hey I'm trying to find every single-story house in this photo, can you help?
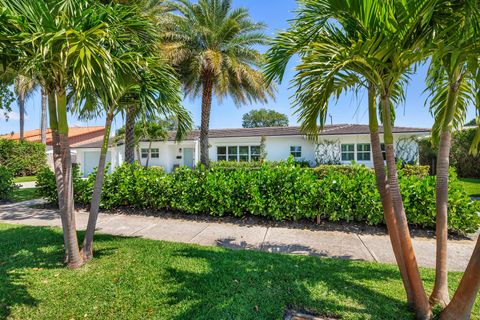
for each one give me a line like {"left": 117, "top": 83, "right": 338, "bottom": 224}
{"left": 74, "top": 124, "right": 430, "bottom": 177}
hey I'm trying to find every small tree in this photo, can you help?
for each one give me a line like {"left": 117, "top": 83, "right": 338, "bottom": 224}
{"left": 242, "top": 108, "right": 289, "bottom": 128}
{"left": 315, "top": 139, "right": 341, "bottom": 165}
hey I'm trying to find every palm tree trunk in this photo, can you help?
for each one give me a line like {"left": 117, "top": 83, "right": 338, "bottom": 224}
{"left": 381, "top": 93, "right": 431, "bottom": 319}
{"left": 56, "top": 89, "right": 84, "bottom": 269}
{"left": 367, "top": 85, "right": 414, "bottom": 307}
{"left": 125, "top": 106, "right": 136, "bottom": 164}
{"left": 19, "top": 94, "right": 25, "bottom": 141}
{"left": 430, "top": 79, "right": 460, "bottom": 307}
{"left": 146, "top": 141, "right": 152, "bottom": 167}
{"left": 200, "top": 72, "right": 214, "bottom": 168}
{"left": 439, "top": 237, "right": 480, "bottom": 320}
{"left": 81, "top": 110, "right": 114, "bottom": 261}
{"left": 47, "top": 90, "right": 69, "bottom": 262}
{"left": 40, "top": 87, "right": 47, "bottom": 145}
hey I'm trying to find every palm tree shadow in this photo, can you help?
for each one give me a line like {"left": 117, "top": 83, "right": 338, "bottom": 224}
{"left": 162, "top": 245, "right": 414, "bottom": 320}
{"left": 0, "top": 225, "right": 118, "bottom": 319}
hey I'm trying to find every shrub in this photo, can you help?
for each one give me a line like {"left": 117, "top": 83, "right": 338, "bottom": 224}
{"left": 35, "top": 165, "right": 84, "bottom": 205}
{"left": 0, "top": 139, "right": 47, "bottom": 176}
{"left": 0, "top": 165, "right": 16, "bottom": 201}
{"left": 419, "top": 128, "right": 480, "bottom": 178}
{"left": 398, "top": 164, "right": 430, "bottom": 178}
{"left": 37, "top": 162, "right": 480, "bottom": 234}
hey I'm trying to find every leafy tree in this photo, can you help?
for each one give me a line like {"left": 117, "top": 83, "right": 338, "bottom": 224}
{"left": 161, "top": 0, "right": 274, "bottom": 167}
{"left": 242, "top": 108, "right": 289, "bottom": 128}
{"left": 466, "top": 119, "right": 476, "bottom": 126}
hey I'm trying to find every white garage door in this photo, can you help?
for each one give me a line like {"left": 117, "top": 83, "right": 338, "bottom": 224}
{"left": 83, "top": 151, "right": 111, "bottom": 177}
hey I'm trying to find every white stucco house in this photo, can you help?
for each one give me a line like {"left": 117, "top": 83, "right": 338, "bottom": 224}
{"left": 73, "top": 124, "right": 430, "bottom": 177}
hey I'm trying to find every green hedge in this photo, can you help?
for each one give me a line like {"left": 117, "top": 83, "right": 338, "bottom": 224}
{"left": 37, "top": 161, "right": 480, "bottom": 233}
{"left": 0, "top": 165, "right": 16, "bottom": 201}
{"left": 0, "top": 139, "right": 47, "bottom": 176}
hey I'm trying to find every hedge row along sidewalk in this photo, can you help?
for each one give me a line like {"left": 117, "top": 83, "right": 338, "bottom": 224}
{"left": 36, "top": 160, "right": 480, "bottom": 234}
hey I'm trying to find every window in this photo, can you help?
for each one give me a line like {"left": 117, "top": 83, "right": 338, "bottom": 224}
{"left": 150, "top": 148, "right": 159, "bottom": 159}
{"left": 239, "top": 146, "right": 249, "bottom": 162}
{"left": 141, "top": 148, "right": 159, "bottom": 159}
{"left": 290, "top": 146, "right": 302, "bottom": 158}
{"left": 381, "top": 143, "right": 386, "bottom": 161}
{"left": 217, "top": 145, "right": 261, "bottom": 162}
{"left": 341, "top": 144, "right": 355, "bottom": 161}
{"left": 217, "top": 146, "right": 227, "bottom": 161}
{"left": 228, "top": 146, "right": 238, "bottom": 161}
{"left": 357, "top": 144, "right": 371, "bottom": 161}
{"left": 250, "top": 146, "right": 260, "bottom": 161}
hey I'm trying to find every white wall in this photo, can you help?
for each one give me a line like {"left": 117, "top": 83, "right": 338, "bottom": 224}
{"left": 75, "top": 133, "right": 423, "bottom": 174}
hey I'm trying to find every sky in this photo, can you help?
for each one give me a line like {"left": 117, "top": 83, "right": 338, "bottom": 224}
{"left": 0, "top": 0, "right": 477, "bottom": 135}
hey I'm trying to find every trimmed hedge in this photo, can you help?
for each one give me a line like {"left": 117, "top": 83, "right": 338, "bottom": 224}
{"left": 0, "top": 165, "right": 16, "bottom": 201}
{"left": 0, "top": 139, "right": 47, "bottom": 176}
{"left": 37, "top": 161, "right": 480, "bottom": 233}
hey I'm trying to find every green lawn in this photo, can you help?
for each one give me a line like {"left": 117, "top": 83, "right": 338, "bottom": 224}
{"left": 13, "top": 176, "right": 37, "bottom": 183}
{"left": 11, "top": 188, "right": 39, "bottom": 203}
{"left": 0, "top": 224, "right": 478, "bottom": 320}
{"left": 460, "top": 178, "right": 480, "bottom": 197}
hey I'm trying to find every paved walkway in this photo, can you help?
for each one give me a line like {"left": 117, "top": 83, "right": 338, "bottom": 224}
{"left": 0, "top": 199, "right": 477, "bottom": 271}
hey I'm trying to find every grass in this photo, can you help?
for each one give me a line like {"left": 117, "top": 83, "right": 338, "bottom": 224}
{"left": 0, "top": 224, "right": 478, "bottom": 320}
{"left": 13, "top": 176, "right": 37, "bottom": 183}
{"left": 11, "top": 187, "right": 39, "bottom": 203}
{"left": 459, "top": 178, "right": 480, "bottom": 197}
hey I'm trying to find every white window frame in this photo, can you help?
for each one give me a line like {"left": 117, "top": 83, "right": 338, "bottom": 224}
{"left": 141, "top": 148, "right": 149, "bottom": 159}
{"left": 356, "top": 143, "right": 371, "bottom": 161}
{"left": 290, "top": 146, "right": 302, "bottom": 158}
{"left": 341, "top": 144, "right": 355, "bottom": 161}
{"left": 216, "top": 145, "right": 261, "bottom": 162}
{"left": 150, "top": 148, "right": 160, "bottom": 159}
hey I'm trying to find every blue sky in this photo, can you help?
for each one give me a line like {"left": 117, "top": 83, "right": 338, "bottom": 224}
{"left": 0, "top": 0, "right": 476, "bottom": 135}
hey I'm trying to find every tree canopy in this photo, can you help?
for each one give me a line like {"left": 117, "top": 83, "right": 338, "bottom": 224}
{"left": 242, "top": 108, "right": 289, "bottom": 128}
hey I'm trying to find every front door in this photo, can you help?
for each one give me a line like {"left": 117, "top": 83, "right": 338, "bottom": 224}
{"left": 183, "top": 148, "right": 194, "bottom": 168}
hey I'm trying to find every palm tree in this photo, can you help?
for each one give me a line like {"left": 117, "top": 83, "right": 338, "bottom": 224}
{"left": 13, "top": 75, "right": 36, "bottom": 141}
{"left": 265, "top": 0, "right": 437, "bottom": 318}
{"left": 40, "top": 86, "right": 47, "bottom": 145}
{"left": 1, "top": 0, "right": 137, "bottom": 268}
{"left": 426, "top": 1, "right": 480, "bottom": 307}
{"left": 161, "top": 0, "right": 274, "bottom": 167}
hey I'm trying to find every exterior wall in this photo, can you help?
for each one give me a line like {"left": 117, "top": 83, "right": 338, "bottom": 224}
{"left": 75, "top": 132, "right": 423, "bottom": 175}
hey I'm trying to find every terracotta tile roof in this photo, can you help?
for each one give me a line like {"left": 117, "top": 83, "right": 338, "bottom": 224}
{"left": 164, "top": 124, "right": 430, "bottom": 141}
{"left": 0, "top": 126, "right": 105, "bottom": 146}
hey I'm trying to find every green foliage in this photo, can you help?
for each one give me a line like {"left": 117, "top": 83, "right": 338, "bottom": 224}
{"left": 0, "top": 139, "right": 46, "bottom": 176}
{"left": 242, "top": 108, "right": 289, "bottom": 128}
{"left": 398, "top": 165, "right": 430, "bottom": 179}
{"left": 35, "top": 165, "right": 84, "bottom": 205}
{"left": 37, "top": 162, "right": 480, "bottom": 233}
{"left": 419, "top": 129, "right": 480, "bottom": 178}
{"left": 0, "top": 165, "right": 16, "bottom": 201}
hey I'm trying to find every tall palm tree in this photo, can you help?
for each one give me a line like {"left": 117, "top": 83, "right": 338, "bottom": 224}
{"left": 1, "top": 0, "right": 136, "bottom": 268}
{"left": 426, "top": 0, "right": 480, "bottom": 307}
{"left": 265, "top": 0, "right": 437, "bottom": 318}
{"left": 13, "top": 74, "right": 36, "bottom": 141}
{"left": 40, "top": 86, "right": 47, "bottom": 145}
{"left": 161, "top": 0, "right": 274, "bottom": 167}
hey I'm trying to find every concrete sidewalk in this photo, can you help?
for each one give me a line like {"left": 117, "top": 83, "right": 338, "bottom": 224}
{"left": 0, "top": 199, "right": 477, "bottom": 271}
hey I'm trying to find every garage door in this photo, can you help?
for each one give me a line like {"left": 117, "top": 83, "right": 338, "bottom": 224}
{"left": 83, "top": 151, "right": 111, "bottom": 177}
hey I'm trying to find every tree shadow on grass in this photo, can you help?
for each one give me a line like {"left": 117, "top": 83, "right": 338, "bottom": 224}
{"left": 0, "top": 225, "right": 117, "bottom": 320}
{"left": 162, "top": 245, "right": 414, "bottom": 320}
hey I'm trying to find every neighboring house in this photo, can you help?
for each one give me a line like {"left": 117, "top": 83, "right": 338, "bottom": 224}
{"left": 1, "top": 126, "right": 106, "bottom": 168}
{"left": 74, "top": 124, "right": 430, "bottom": 177}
